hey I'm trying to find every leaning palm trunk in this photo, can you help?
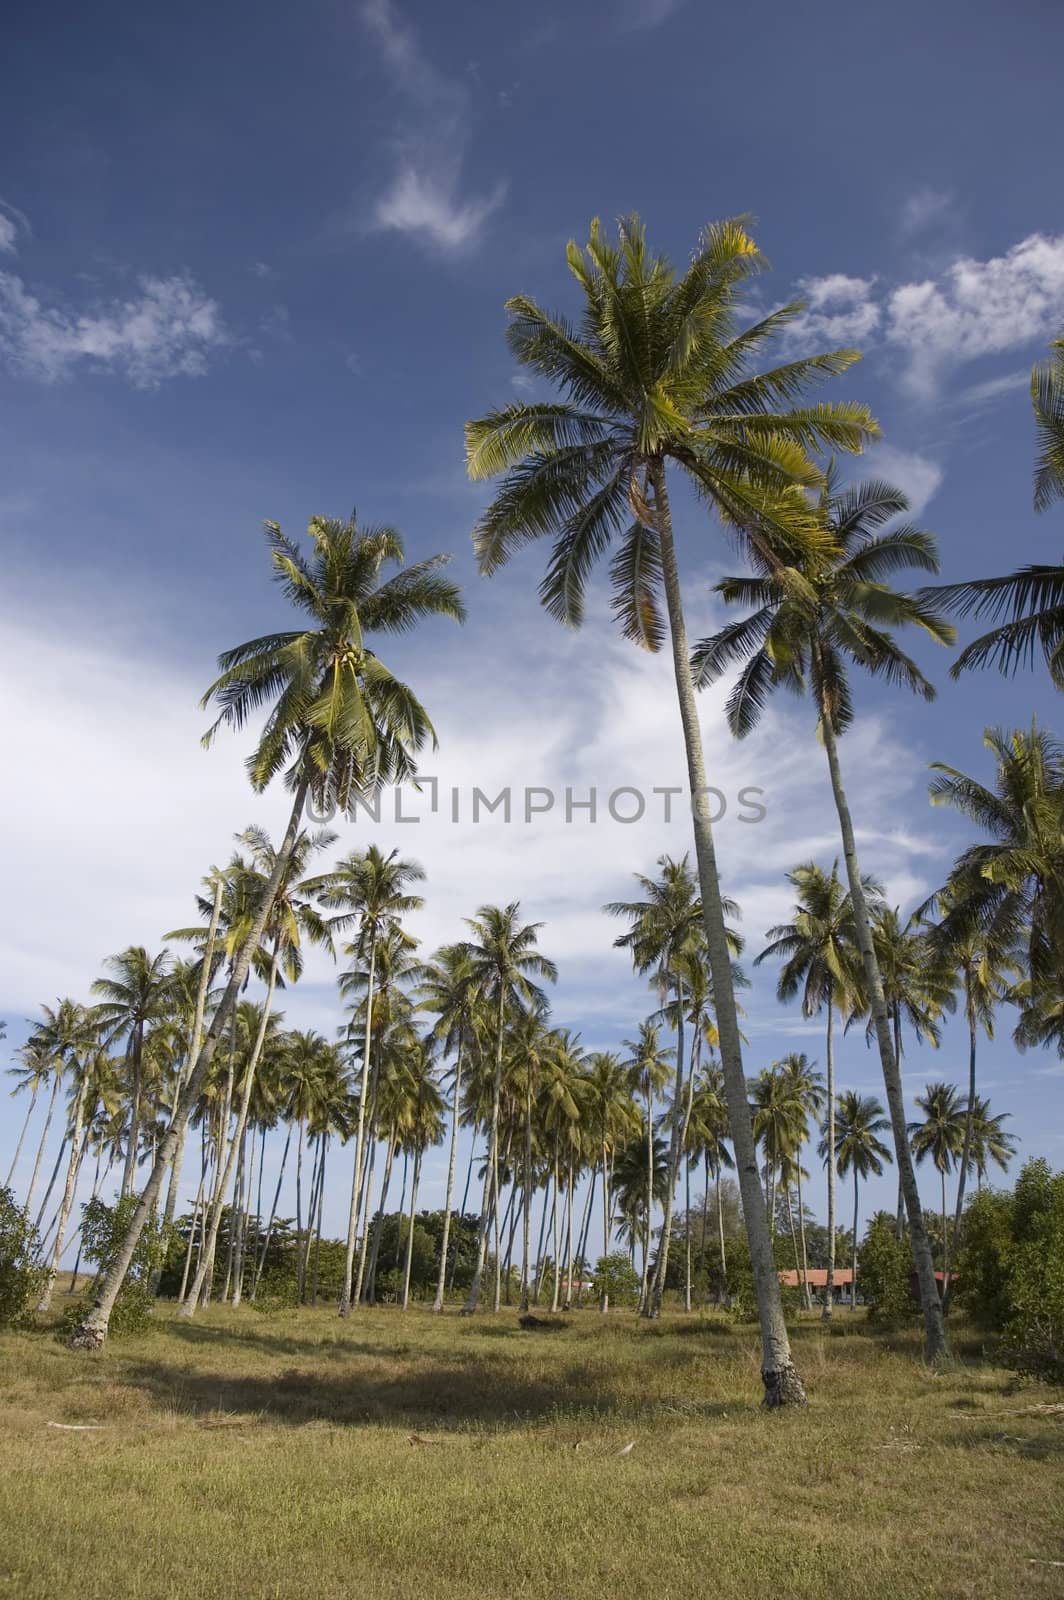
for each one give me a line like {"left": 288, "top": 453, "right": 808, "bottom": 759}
{"left": 817, "top": 696, "right": 948, "bottom": 1360}
{"left": 34, "top": 1139, "right": 68, "bottom": 1234}
{"left": 36, "top": 1076, "right": 90, "bottom": 1311}
{"left": 340, "top": 939, "right": 377, "bottom": 1316}
{"left": 24, "top": 1073, "right": 61, "bottom": 1218}
{"left": 181, "top": 952, "right": 279, "bottom": 1316}
{"left": 68, "top": 776, "right": 310, "bottom": 1350}
{"left": 154, "top": 876, "right": 224, "bottom": 1295}
{"left": 5, "top": 1084, "right": 40, "bottom": 1189}
{"left": 823, "top": 992, "right": 836, "bottom": 1320}
{"left": 463, "top": 987, "right": 506, "bottom": 1314}
{"left": 648, "top": 983, "right": 686, "bottom": 1317}
{"left": 599, "top": 1139, "right": 611, "bottom": 1313}
{"left": 120, "top": 1031, "right": 144, "bottom": 1200}
{"left": 432, "top": 1045, "right": 464, "bottom": 1313}
{"left": 795, "top": 1163, "right": 813, "bottom": 1312}
{"left": 945, "top": 1002, "right": 978, "bottom": 1311}
{"left": 651, "top": 462, "right": 805, "bottom": 1405}
{"left": 251, "top": 1121, "right": 293, "bottom": 1296}
{"left": 364, "top": 1134, "right": 396, "bottom": 1304}
{"left": 533, "top": 1172, "right": 553, "bottom": 1305}
{"left": 573, "top": 1168, "right": 596, "bottom": 1307}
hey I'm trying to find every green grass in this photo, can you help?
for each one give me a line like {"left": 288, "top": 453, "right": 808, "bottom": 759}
{"left": 1, "top": 1303, "right": 1062, "bottom": 1599}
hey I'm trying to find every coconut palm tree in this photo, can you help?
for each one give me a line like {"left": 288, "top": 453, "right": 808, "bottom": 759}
{"left": 619, "top": 1020, "right": 674, "bottom": 1309}
{"left": 398, "top": 1041, "right": 445, "bottom": 1310}
{"left": 419, "top": 944, "right": 481, "bottom": 1312}
{"left": 923, "top": 333, "right": 1064, "bottom": 683}
{"left": 69, "top": 512, "right": 463, "bottom": 1350}
{"left": 823, "top": 1091, "right": 891, "bottom": 1308}
{"left": 773, "top": 1053, "right": 825, "bottom": 1309}
{"left": 686, "top": 1062, "right": 734, "bottom": 1291}
{"left": 749, "top": 1065, "right": 807, "bottom": 1231}
{"left": 757, "top": 862, "right": 868, "bottom": 1314}
{"left": 33, "top": 1004, "right": 103, "bottom": 1310}
{"left": 460, "top": 905, "right": 556, "bottom": 1313}
{"left": 908, "top": 1083, "right": 966, "bottom": 1284}
{"left": 694, "top": 472, "right": 955, "bottom": 1358}
{"left": 965, "top": 1095, "right": 1017, "bottom": 1191}
{"left": 91, "top": 948, "right": 175, "bottom": 1198}
{"left": 466, "top": 216, "right": 878, "bottom": 1402}
{"left": 5, "top": 1041, "right": 52, "bottom": 1191}
{"left": 314, "top": 845, "right": 427, "bottom": 1315}
{"left": 583, "top": 1051, "right": 638, "bottom": 1311}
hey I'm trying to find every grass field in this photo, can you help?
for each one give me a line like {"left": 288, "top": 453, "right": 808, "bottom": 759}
{"left": 1, "top": 1302, "right": 1062, "bottom": 1600}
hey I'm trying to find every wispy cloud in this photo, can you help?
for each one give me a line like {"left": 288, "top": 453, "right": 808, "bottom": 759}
{"left": 866, "top": 445, "right": 944, "bottom": 517}
{"left": 0, "top": 217, "right": 17, "bottom": 256}
{"left": 899, "top": 188, "right": 956, "bottom": 236}
{"left": 0, "top": 270, "right": 227, "bottom": 387}
{"left": 956, "top": 369, "right": 1030, "bottom": 407}
{"left": 0, "top": 196, "right": 31, "bottom": 256}
{"left": 361, "top": 0, "right": 505, "bottom": 253}
{"left": 784, "top": 232, "right": 1064, "bottom": 398}
{"left": 618, "top": 0, "right": 685, "bottom": 28}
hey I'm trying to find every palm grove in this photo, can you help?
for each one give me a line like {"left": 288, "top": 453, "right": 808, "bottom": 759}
{"left": 2, "top": 219, "right": 1060, "bottom": 1408}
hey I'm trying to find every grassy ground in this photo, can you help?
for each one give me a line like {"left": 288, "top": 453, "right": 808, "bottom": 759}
{"left": 1, "top": 1301, "right": 1062, "bottom": 1600}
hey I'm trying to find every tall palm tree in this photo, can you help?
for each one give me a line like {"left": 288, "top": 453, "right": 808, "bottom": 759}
{"left": 398, "top": 1041, "right": 445, "bottom": 1310}
{"left": 774, "top": 1053, "right": 825, "bottom": 1309}
{"left": 311, "top": 843, "right": 425, "bottom": 1315}
{"left": 757, "top": 861, "right": 867, "bottom": 1314}
{"left": 619, "top": 1020, "right": 674, "bottom": 1309}
{"left": 91, "top": 948, "right": 175, "bottom": 1198}
{"left": 694, "top": 472, "right": 955, "bottom": 1358}
{"left": 420, "top": 944, "right": 481, "bottom": 1313}
{"left": 584, "top": 1051, "right": 638, "bottom": 1312}
{"left": 70, "top": 513, "right": 463, "bottom": 1350}
{"left": 32, "top": 1002, "right": 102, "bottom": 1310}
{"left": 748, "top": 1064, "right": 807, "bottom": 1230}
{"left": 965, "top": 1095, "right": 1017, "bottom": 1190}
{"left": 5, "top": 1040, "right": 52, "bottom": 1190}
{"left": 923, "top": 332, "right": 1064, "bottom": 683}
{"left": 466, "top": 216, "right": 877, "bottom": 1403}
{"left": 460, "top": 905, "right": 556, "bottom": 1313}
{"left": 685, "top": 1062, "right": 734, "bottom": 1290}
{"left": 908, "top": 1083, "right": 966, "bottom": 1284}
{"left": 823, "top": 1091, "right": 892, "bottom": 1308}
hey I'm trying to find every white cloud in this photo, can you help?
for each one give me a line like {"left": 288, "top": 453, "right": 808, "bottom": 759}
{"left": 886, "top": 232, "right": 1064, "bottom": 397}
{"left": 956, "top": 369, "right": 1030, "bottom": 407}
{"left": 0, "top": 271, "right": 227, "bottom": 386}
{"left": 0, "top": 216, "right": 17, "bottom": 255}
{"left": 618, "top": 0, "right": 685, "bottom": 27}
{"left": 900, "top": 188, "right": 955, "bottom": 236}
{"left": 865, "top": 445, "right": 944, "bottom": 517}
{"left": 361, "top": 0, "right": 505, "bottom": 252}
{"left": 785, "top": 274, "right": 881, "bottom": 349}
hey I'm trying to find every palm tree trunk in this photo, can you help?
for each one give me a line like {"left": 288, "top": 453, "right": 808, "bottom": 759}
{"left": 893, "top": 1007, "right": 905, "bottom": 1241}
{"left": 69, "top": 1146, "right": 104, "bottom": 1292}
{"left": 641, "top": 1091, "right": 654, "bottom": 1313}
{"left": 519, "top": 1077, "right": 533, "bottom": 1313}
{"left": 599, "top": 1140, "right": 611, "bottom": 1312}
{"left": 824, "top": 992, "right": 836, "bottom": 1321}
{"left": 34, "top": 1138, "right": 68, "bottom": 1234}
{"left": 651, "top": 460, "right": 804, "bottom": 1405}
{"left": 941, "top": 1168, "right": 948, "bottom": 1287}
{"left": 433, "top": 1045, "right": 464, "bottom": 1313}
{"left": 816, "top": 694, "right": 948, "bottom": 1361}
{"left": 340, "top": 936, "right": 377, "bottom": 1317}
{"left": 464, "top": 986, "right": 506, "bottom": 1314}
{"left": 69, "top": 774, "right": 311, "bottom": 1350}
{"left": 796, "top": 1163, "right": 812, "bottom": 1312}
{"left": 181, "top": 952, "right": 279, "bottom": 1317}
{"left": 180, "top": 1141, "right": 208, "bottom": 1303}
{"left": 533, "top": 1170, "right": 553, "bottom": 1305}
{"left": 311, "top": 1137, "right": 327, "bottom": 1306}
{"left": 5, "top": 1084, "right": 40, "bottom": 1188}
{"left": 573, "top": 1167, "right": 595, "bottom": 1306}
{"left": 401, "top": 1149, "right": 422, "bottom": 1310}
{"left": 120, "top": 1030, "right": 144, "bottom": 1200}
{"left": 295, "top": 1115, "right": 306, "bottom": 1301}
{"left": 945, "top": 999, "right": 977, "bottom": 1312}
{"left": 364, "top": 1135, "right": 396, "bottom": 1305}
{"left": 649, "top": 980, "right": 686, "bottom": 1317}
{"left": 231, "top": 1125, "right": 252, "bottom": 1306}
{"left": 684, "top": 1156, "right": 693, "bottom": 1313}
{"left": 852, "top": 1169, "right": 860, "bottom": 1310}
{"left": 716, "top": 1166, "right": 727, "bottom": 1293}
{"left": 37, "top": 1075, "right": 90, "bottom": 1310}
{"left": 252, "top": 1121, "right": 292, "bottom": 1296}
{"left": 25, "top": 1073, "right": 61, "bottom": 1218}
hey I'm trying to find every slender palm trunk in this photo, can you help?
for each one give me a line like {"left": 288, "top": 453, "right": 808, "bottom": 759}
{"left": 945, "top": 996, "right": 978, "bottom": 1311}
{"left": 519, "top": 1077, "right": 533, "bottom": 1313}
{"left": 37, "top": 1076, "right": 90, "bottom": 1311}
{"left": 684, "top": 1157, "right": 693, "bottom": 1313}
{"left": 785, "top": 1186, "right": 802, "bottom": 1284}
{"left": 652, "top": 461, "right": 804, "bottom": 1404}
{"left": 120, "top": 1031, "right": 144, "bottom": 1200}
{"left": 181, "top": 953, "right": 278, "bottom": 1317}
{"left": 354, "top": 1128, "right": 380, "bottom": 1305}
{"left": 599, "top": 1139, "right": 612, "bottom": 1313}
{"left": 533, "top": 1171, "right": 552, "bottom": 1305}
{"left": 401, "top": 1149, "right": 423, "bottom": 1309}
{"left": 34, "top": 1139, "right": 68, "bottom": 1234}
{"left": 649, "top": 982, "right": 686, "bottom": 1317}
{"left": 824, "top": 993, "right": 836, "bottom": 1321}
{"left": 550, "top": 1142, "right": 562, "bottom": 1313}
{"left": 464, "top": 987, "right": 506, "bottom": 1314}
{"left": 25, "top": 1074, "right": 61, "bottom": 1218}
{"left": 5, "top": 1085, "right": 40, "bottom": 1188}
{"left": 796, "top": 1163, "right": 813, "bottom": 1312}
{"left": 252, "top": 1121, "right": 292, "bottom": 1295}
{"left": 69, "top": 1147, "right": 105, "bottom": 1291}
{"left": 716, "top": 1167, "right": 727, "bottom": 1290}
{"left": 893, "top": 1008, "right": 906, "bottom": 1241}
{"left": 311, "top": 1137, "right": 327, "bottom": 1306}
{"left": 294, "top": 1116, "right": 306, "bottom": 1301}
{"left": 180, "top": 1139, "right": 208, "bottom": 1303}
{"left": 572, "top": 1167, "right": 595, "bottom": 1306}
{"left": 816, "top": 694, "right": 948, "bottom": 1361}
{"left": 364, "top": 1135, "right": 396, "bottom": 1304}
{"left": 340, "top": 936, "right": 377, "bottom": 1317}
{"left": 852, "top": 1170, "right": 860, "bottom": 1310}
{"left": 941, "top": 1169, "right": 949, "bottom": 1286}
{"left": 433, "top": 1045, "right": 464, "bottom": 1313}
{"left": 641, "top": 1092, "right": 654, "bottom": 1313}
{"left": 69, "top": 775, "right": 311, "bottom": 1350}
{"left": 231, "top": 1125, "right": 252, "bottom": 1306}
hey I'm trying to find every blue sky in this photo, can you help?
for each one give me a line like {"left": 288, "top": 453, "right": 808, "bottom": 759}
{"left": 1, "top": 0, "right": 1062, "bottom": 1251}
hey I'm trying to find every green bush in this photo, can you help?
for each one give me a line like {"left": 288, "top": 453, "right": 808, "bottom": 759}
{"left": 0, "top": 1187, "right": 46, "bottom": 1327}
{"left": 860, "top": 1215, "right": 916, "bottom": 1327}
{"left": 593, "top": 1252, "right": 641, "bottom": 1309}
{"left": 957, "top": 1159, "right": 1064, "bottom": 1383}
{"left": 58, "top": 1195, "right": 166, "bottom": 1340}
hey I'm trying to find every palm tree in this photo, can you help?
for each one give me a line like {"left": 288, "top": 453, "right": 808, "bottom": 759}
{"left": 584, "top": 1051, "right": 638, "bottom": 1311}
{"left": 33, "top": 1002, "right": 102, "bottom": 1310}
{"left": 694, "top": 472, "right": 955, "bottom": 1359}
{"left": 619, "top": 1020, "right": 674, "bottom": 1309}
{"left": 757, "top": 862, "right": 867, "bottom": 1314}
{"left": 398, "top": 1041, "right": 445, "bottom": 1310}
{"left": 823, "top": 1091, "right": 891, "bottom": 1308}
{"left": 5, "top": 1041, "right": 52, "bottom": 1190}
{"left": 965, "top": 1095, "right": 1017, "bottom": 1190}
{"left": 685, "top": 1062, "right": 734, "bottom": 1291}
{"left": 420, "top": 944, "right": 481, "bottom": 1312}
{"left": 908, "top": 1083, "right": 966, "bottom": 1284}
{"left": 466, "top": 216, "right": 878, "bottom": 1403}
{"left": 749, "top": 1065, "right": 806, "bottom": 1230}
{"left": 70, "top": 512, "right": 463, "bottom": 1350}
{"left": 311, "top": 843, "right": 425, "bottom": 1315}
{"left": 91, "top": 948, "right": 175, "bottom": 1198}
{"left": 922, "top": 332, "right": 1064, "bottom": 682}
{"left": 460, "top": 905, "right": 556, "bottom": 1313}
{"left": 774, "top": 1053, "right": 825, "bottom": 1309}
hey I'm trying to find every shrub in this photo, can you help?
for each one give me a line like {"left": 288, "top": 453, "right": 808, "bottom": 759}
{"left": 0, "top": 1187, "right": 46, "bottom": 1327}
{"left": 593, "top": 1252, "right": 641, "bottom": 1309}
{"left": 860, "top": 1215, "right": 916, "bottom": 1327}
{"left": 58, "top": 1195, "right": 166, "bottom": 1340}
